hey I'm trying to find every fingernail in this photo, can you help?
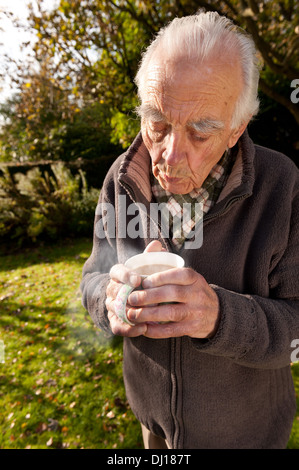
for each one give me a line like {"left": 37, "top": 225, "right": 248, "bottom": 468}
{"left": 127, "top": 308, "right": 136, "bottom": 321}
{"left": 129, "top": 292, "right": 138, "bottom": 305}
{"left": 142, "top": 278, "right": 152, "bottom": 288}
{"left": 129, "top": 274, "right": 139, "bottom": 286}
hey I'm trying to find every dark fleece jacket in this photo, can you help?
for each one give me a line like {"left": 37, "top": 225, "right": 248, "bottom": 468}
{"left": 81, "top": 131, "right": 299, "bottom": 449}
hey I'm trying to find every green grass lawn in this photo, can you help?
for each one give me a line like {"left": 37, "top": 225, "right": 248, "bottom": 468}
{"left": 0, "top": 238, "right": 142, "bottom": 449}
{"left": 0, "top": 237, "right": 298, "bottom": 449}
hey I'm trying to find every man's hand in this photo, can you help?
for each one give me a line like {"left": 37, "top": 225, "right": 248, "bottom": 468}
{"left": 105, "top": 261, "right": 147, "bottom": 337}
{"left": 105, "top": 241, "right": 163, "bottom": 337}
{"left": 105, "top": 240, "right": 220, "bottom": 339}
{"left": 126, "top": 266, "right": 220, "bottom": 339}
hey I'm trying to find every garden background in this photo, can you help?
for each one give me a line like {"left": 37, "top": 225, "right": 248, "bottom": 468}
{"left": 0, "top": 0, "right": 298, "bottom": 449}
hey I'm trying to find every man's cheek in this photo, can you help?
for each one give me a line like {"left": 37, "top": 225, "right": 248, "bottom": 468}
{"left": 141, "top": 127, "right": 154, "bottom": 149}
{"left": 145, "top": 141, "right": 163, "bottom": 165}
{"left": 151, "top": 147, "right": 164, "bottom": 165}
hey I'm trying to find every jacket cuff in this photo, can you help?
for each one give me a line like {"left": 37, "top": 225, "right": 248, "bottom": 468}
{"left": 190, "top": 285, "right": 257, "bottom": 361}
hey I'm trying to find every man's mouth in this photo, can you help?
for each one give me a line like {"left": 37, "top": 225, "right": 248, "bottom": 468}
{"left": 161, "top": 173, "right": 183, "bottom": 184}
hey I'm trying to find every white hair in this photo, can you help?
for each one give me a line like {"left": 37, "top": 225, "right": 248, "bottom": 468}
{"left": 135, "top": 12, "right": 260, "bottom": 129}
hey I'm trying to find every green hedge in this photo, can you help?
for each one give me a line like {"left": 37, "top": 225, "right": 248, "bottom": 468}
{"left": 0, "top": 154, "right": 117, "bottom": 191}
{"left": 0, "top": 162, "right": 100, "bottom": 250}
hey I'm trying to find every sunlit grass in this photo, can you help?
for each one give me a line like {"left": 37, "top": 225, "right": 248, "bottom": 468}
{"left": 0, "top": 237, "right": 298, "bottom": 449}
{"left": 0, "top": 238, "right": 142, "bottom": 449}
{"left": 288, "top": 361, "right": 299, "bottom": 449}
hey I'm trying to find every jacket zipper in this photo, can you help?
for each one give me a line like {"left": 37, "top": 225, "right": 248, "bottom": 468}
{"left": 120, "top": 181, "right": 250, "bottom": 447}
{"left": 203, "top": 193, "right": 251, "bottom": 224}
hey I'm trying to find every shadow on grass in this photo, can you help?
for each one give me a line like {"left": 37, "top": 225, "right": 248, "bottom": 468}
{"left": 0, "top": 297, "right": 123, "bottom": 363}
{"left": 0, "top": 237, "right": 93, "bottom": 272}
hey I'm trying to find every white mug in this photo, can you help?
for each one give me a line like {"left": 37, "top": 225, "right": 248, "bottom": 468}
{"left": 114, "top": 251, "right": 185, "bottom": 325}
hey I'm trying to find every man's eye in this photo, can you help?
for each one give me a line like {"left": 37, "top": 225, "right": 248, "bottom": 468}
{"left": 148, "top": 122, "right": 170, "bottom": 141}
{"left": 150, "top": 121, "right": 168, "bottom": 132}
{"left": 191, "top": 133, "right": 209, "bottom": 143}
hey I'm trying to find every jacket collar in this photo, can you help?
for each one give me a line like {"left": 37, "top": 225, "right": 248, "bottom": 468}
{"left": 118, "top": 132, "right": 152, "bottom": 203}
{"left": 118, "top": 130, "right": 255, "bottom": 207}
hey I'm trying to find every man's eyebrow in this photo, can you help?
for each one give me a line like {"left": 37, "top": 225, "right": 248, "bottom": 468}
{"left": 135, "top": 105, "right": 225, "bottom": 135}
{"left": 135, "top": 104, "right": 166, "bottom": 122}
{"left": 188, "top": 118, "right": 225, "bottom": 135}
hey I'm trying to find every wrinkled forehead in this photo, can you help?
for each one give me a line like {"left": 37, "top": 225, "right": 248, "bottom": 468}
{"left": 142, "top": 57, "right": 243, "bottom": 125}
{"left": 143, "top": 48, "right": 242, "bottom": 89}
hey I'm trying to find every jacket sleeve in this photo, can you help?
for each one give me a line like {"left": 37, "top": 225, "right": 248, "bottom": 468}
{"left": 80, "top": 189, "right": 118, "bottom": 335}
{"left": 191, "top": 181, "right": 299, "bottom": 369}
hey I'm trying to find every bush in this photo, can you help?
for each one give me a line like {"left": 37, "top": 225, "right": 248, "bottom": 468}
{"left": 0, "top": 162, "right": 99, "bottom": 249}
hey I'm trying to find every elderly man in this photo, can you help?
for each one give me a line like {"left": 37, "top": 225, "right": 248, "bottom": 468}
{"left": 81, "top": 12, "right": 299, "bottom": 449}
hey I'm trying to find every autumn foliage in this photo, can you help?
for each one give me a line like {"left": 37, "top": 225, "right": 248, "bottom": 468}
{"left": 0, "top": 0, "right": 298, "bottom": 164}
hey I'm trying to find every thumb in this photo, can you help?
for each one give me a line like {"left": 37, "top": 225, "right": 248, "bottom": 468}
{"left": 144, "top": 240, "right": 167, "bottom": 253}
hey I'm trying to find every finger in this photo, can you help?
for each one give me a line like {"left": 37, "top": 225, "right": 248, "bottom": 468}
{"left": 105, "top": 295, "right": 113, "bottom": 312}
{"left": 109, "top": 263, "right": 141, "bottom": 287}
{"left": 106, "top": 279, "right": 123, "bottom": 298}
{"left": 128, "top": 284, "right": 186, "bottom": 307}
{"left": 127, "top": 302, "right": 187, "bottom": 325}
{"left": 142, "top": 267, "right": 198, "bottom": 289}
{"left": 143, "top": 240, "right": 167, "bottom": 253}
{"left": 143, "top": 314, "right": 217, "bottom": 340}
{"left": 108, "top": 310, "right": 148, "bottom": 337}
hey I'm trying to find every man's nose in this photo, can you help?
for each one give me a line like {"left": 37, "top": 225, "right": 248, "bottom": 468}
{"left": 162, "top": 131, "right": 186, "bottom": 166}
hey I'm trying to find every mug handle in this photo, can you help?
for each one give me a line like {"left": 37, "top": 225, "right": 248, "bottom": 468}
{"left": 114, "top": 284, "right": 136, "bottom": 326}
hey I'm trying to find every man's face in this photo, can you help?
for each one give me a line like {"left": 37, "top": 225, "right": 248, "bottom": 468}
{"left": 140, "top": 58, "right": 247, "bottom": 194}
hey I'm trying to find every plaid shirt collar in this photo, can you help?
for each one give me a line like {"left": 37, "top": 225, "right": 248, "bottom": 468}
{"left": 151, "top": 150, "right": 234, "bottom": 250}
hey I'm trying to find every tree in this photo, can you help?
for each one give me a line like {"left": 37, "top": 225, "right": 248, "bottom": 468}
{"left": 0, "top": 58, "right": 70, "bottom": 161}
{"left": 0, "top": 48, "right": 121, "bottom": 162}
{"left": 0, "top": 0, "right": 298, "bottom": 162}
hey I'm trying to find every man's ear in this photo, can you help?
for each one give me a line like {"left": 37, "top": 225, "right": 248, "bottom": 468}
{"left": 227, "top": 121, "right": 249, "bottom": 148}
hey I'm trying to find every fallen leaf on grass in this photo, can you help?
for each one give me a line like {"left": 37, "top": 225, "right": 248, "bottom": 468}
{"left": 0, "top": 293, "right": 14, "bottom": 301}
{"left": 35, "top": 422, "right": 47, "bottom": 434}
{"left": 46, "top": 379, "right": 57, "bottom": 387}
{"left": 92, "top": 374, "right": 103, "bottom": 381}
